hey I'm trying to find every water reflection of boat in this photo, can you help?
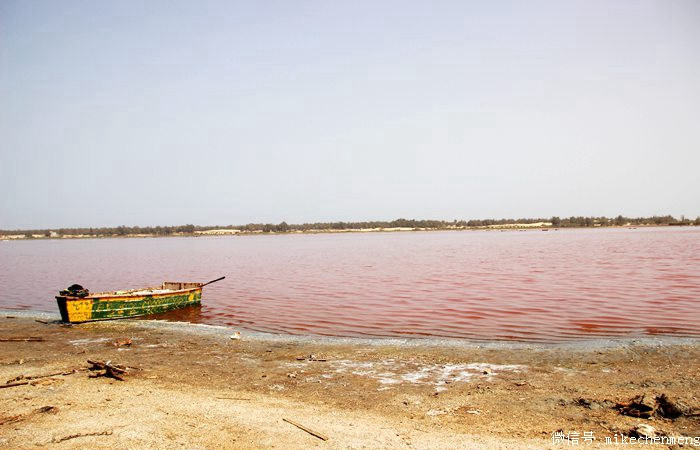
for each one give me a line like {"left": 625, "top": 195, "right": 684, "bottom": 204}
{"left": 141, "top": 303, "right": 206, "bottom": 323}
{"left": 56, "top": 277, "right": 224, "bottom": 323}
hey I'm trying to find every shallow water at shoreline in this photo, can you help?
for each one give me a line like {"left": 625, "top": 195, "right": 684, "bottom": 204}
{"left": 4, "top": 309, "right": 700, "bottom": 352}
{"left": 1, "top": 227, "right": 699, "bottom": 342}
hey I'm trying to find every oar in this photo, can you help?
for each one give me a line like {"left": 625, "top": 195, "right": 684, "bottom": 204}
{"left": 201, "top": 276, "right": 226, "bottom": 287}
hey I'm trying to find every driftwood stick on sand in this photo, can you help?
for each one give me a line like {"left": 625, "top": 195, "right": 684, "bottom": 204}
{"left": 87, "top": 360, "right": 127, "bottom": 381}
{"left": 52, "top": 430, "right": 113, "bottom": 443}
{"left": 283, "top": 418, "right": 329, "bottom": 441}
{"left": 0, "top": 369, "right": 81, "bottom": 389}
{"left": 0, "top": 337, "right": 45, "bottom": 342}
{"left": 87, "top": 360, "right": 127, "bottom": 374}
{"left": 0, "top": 406, "right": 56, "bottom": 425}
{"left": 0, "top": 380, "right": 31, "bottom": 389}
{"left": 6, "top": 369, "right": 82, "bottom": 385}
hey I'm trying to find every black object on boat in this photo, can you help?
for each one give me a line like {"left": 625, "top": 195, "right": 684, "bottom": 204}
{"left": 59, "top": 284, "right": 90, "bottom": 298}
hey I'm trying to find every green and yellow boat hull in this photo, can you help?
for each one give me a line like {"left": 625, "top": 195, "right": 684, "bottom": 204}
{"left": 56, "top": 282, "right": 203, "bottom": 323}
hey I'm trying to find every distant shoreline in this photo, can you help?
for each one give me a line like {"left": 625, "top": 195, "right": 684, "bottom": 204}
{"left": 1, "top": 222, "right": 697, "bottom": 241}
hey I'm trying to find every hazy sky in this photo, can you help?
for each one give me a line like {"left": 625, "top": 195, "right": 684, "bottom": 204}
{"left": 1, "top": 0, "right": 699, "bottom": 229}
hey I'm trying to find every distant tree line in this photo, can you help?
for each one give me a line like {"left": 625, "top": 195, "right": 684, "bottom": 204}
{"left": 548, "top": 215, "right": 699, "bottom": 228}
{"left": 2, "top": 215, "right": 699, "bottom": 238}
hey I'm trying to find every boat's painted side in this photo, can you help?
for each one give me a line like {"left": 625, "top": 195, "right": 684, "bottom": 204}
{"left": 56, "top": 287, "right": 202, "bottom": 323}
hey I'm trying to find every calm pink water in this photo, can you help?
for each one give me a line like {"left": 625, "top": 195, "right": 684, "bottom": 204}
{"left": 1, "top": 228, "right": 699, "bottom": 342}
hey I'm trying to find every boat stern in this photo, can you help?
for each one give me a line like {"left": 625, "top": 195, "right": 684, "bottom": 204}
{"left": 55, "top": 296, "right": 95, "bottom": 323}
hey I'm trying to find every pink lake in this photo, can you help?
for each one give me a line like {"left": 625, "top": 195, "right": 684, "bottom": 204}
{"left": 1, "top": 227, "right": 699, "bottom": 342}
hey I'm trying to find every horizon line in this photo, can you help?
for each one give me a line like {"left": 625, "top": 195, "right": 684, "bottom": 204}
{"left": 2, "top": 214, "right": 699, "bottom": 234}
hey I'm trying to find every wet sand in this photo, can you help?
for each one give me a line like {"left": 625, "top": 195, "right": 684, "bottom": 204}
{"left": 1, "top": 314, "right": 699, "bottom": 449}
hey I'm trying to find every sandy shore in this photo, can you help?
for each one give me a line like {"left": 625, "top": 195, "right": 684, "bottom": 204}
{"left": 1, "top": 314, "right": 699, "bottom": 449}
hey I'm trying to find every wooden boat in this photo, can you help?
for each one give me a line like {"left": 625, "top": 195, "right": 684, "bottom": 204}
{"left": 56, "top": 277, "right": 225, "bottom": 323}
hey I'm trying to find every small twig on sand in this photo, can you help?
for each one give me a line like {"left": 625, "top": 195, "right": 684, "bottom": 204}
{"left": 0, "top": 337, "right": 44, "bottom": 342}
{"left": 295, "top": 355, "right": 328, "bottom": 362}
{"left": 0, "top": 405, "right": 56, "bottom": 425}
{"left": 0, "top": 380, "right": 31, "bottom": 389}
{"left": 113, "top": 338, "right": 132, "bottom": 348}
{"left": 283, "top": 418, "right": 329, "bottom": 441}
{"left": 35, "top": 319, "right": 49, "bottom": 324}
{"left": 52, "top": 430, "right": 112, "bottom": 443}
{"left": 6, "top": 368, "right": 83, "bottom": 385}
